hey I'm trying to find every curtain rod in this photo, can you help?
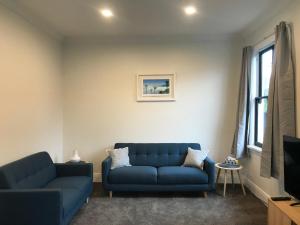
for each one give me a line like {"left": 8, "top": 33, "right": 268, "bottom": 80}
{"left": 252, "top": 31, "right": 275, "bottom": 47}
{"left": 251, "top": 22, "right": 293, "bottom": 47}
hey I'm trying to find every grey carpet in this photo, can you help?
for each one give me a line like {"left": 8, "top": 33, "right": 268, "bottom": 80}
{"left": 71, "top": 184, "right": 267, "bottom": 225}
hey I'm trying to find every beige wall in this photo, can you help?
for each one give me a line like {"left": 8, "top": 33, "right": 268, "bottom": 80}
{"left": 241, "top": 0, "right": 300, "bottom": 203}
{"left": 63, "top": 40, "right": 242, "bottom": 180}
{"left": 1, "top": 0, "right": 299, "bottom": 199}
{"left": 2, "top": 0, "right": 297, "bottom": 198}
{"left": 0, "top": 4, "right": 63, "bottom": 165}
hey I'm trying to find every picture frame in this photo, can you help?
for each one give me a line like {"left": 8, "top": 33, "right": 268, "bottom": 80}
{"left": 136, "top": 74, "right": 176, "bottom": 102}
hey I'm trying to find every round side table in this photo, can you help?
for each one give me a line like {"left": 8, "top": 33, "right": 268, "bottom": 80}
{"left": 215, "top": 163, "right": 246, "bottom": 197}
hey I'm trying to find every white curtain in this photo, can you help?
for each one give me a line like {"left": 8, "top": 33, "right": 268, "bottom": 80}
{"left": 260, "top": 21, "right": 296, "bottom": 182}
{"left": 231, "top": 46, "right": 253, "bottom": 159}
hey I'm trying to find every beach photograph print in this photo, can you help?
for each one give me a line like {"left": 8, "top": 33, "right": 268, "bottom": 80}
{"left": 137, "top": 74, "right": 175, "bottom": 102}
{"left": 143, "top": 79, "right": 170, "bottom": 96}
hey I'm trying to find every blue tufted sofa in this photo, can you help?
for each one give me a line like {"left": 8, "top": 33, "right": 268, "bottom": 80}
{"left": 0, "top": 152, "right": 93, "bottom": 225}
{"left": 102, "top": 143, "right": 215, "bottom": 197}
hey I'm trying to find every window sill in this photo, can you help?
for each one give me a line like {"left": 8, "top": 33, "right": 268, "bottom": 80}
{"left": 247, "top": 145, "right": 262, "bottom": 154}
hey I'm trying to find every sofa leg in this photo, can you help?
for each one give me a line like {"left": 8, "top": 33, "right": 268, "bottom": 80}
{"left": 109, "top": 191, "right": 112, "bottom": 199}
{"left": 86, "top": 197, "right": 89, "bottom": 204}
{"left": 203, "top": 192, "right": 207, "bottom": 198}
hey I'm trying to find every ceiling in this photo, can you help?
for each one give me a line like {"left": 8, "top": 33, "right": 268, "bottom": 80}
{"left": 0, "top": 0, "right": 293, "bottom": 40}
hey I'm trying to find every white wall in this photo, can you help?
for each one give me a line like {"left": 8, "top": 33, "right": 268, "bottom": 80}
{"left": 63, "top": 39, "right": 242, "bottom": 180}
{"left": 1, "top": 0, "right": 299, "bottom": 200}
{"left": 241, "top": 0, "right": 300, "bottom": 203}
{"left": 0, "top": 4, "right": 63, "bottom": 165}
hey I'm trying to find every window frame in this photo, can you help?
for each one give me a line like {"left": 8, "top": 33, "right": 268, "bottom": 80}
{"left": 254, "top": 45, "right": 274, "bottom": 147}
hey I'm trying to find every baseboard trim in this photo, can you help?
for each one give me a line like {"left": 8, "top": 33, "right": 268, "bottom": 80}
{"left": 244, "top": 178, "right": 270, "bottom": 205}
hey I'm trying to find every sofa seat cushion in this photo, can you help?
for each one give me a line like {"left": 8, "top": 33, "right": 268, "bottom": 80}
{"left": 158, "top": 166, "right": 208, "bottom": 185}
{"left": 61, "top": 188, "right": 80, "bottom": 217}
{"left": 108, "top": 166, "right": 157, "bottom": 184}
{"left": 45, "top": 176, "right": 91, "bottom": 195}
{"left": 44, "top": 176, "right": 91, "bottom": 216}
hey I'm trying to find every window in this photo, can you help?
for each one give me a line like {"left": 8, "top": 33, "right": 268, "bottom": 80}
{"left": 254, "top": 45, "right": 274, "bottom": 147}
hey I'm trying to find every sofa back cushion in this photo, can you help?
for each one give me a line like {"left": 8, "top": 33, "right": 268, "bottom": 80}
{"left": 114, "top": 143, "right": 201, "bottom": 167}
{"left": 0, "top": 152, "right": 56, "bottom": 189}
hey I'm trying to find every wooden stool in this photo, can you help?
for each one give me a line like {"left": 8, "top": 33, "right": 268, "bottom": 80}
{"left": 215, "top": 163, "right": 246, "bottom": 197}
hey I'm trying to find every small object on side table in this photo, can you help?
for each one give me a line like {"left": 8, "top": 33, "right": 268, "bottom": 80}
{"left": 219, "top": 156, "right": 240, "bottom": 168}
{"left": 70, "top": 150, "right": 81, "bottom": 162}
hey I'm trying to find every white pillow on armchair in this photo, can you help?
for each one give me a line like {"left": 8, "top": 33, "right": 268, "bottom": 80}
{"left": 182, "top": 147, "right": 208, "bottom": 169}
{"left": 107, "top": 147, "right": 131, "bottom": 170}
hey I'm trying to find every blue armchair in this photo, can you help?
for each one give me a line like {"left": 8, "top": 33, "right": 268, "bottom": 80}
{"left": 0, "top": 152, "right": 93, "bottom": 225}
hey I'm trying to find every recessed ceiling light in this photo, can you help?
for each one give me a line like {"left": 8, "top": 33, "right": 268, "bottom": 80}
{"left": 100, "top": 8, "right": 113, "bottom": 18}
{"left": 184, "top": 6, "right": 197, "bottom": 15}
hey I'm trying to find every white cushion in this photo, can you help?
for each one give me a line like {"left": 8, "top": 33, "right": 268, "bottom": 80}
{"left": 107, "top": 147, "right": 131, "bottom": 170}
{"left": 182, "top": 148, "right": 208, "bottom": 169}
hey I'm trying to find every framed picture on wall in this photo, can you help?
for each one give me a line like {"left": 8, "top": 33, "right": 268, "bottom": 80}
{"left": 136, "top": 74, "right": 176, "bottom": 102}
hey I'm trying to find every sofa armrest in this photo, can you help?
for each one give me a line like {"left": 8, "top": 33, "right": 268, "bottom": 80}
{"left": 55, "top": 163, "right": 93, "bottom": 178}
{"left": 203, "top": 157, "right": 215, "bottom": 189}
{"left": 102, "top": 156, "right": 112, "bottom": 187}
{"left": 0, "top": 189, "right": 63, "bottom": 225}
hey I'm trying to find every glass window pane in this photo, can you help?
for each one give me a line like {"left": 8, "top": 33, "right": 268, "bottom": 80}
{"left": 257, "top": 98, "right": 268, "bottom": 144}
{"left": 261, "top": 48, "right": 273, "bottom": 96}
